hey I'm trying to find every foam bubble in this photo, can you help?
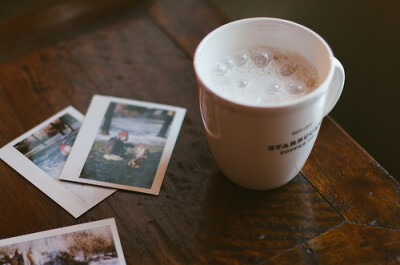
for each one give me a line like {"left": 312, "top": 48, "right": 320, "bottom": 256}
{"left": 233, "top": 50, "right": 249, "bottom": 66}
{"left": 222, "top": 56, "right": 235, "bottom": 69}
{"left": 265, "top": 83, "right": 281, "bottom": 94}
{"left": 304, "top": 76, "right": 318, "bottom": 88}
{"left": 279, "top": 62, "right": 298, "bottom": 76}
{"left": 209, "top": 47, "right": 319, "bottom": 105}
{"left": 236, "top": 78, "right": 249, "bottom": 88}
{"left": 250, "top": 48, "right": 270, "bottom": 68}
{"left": 286, "top": 83, "right": 305, "bottom": 95}
{"left": 215, "top": 63, "right": 228, "bottom": 76}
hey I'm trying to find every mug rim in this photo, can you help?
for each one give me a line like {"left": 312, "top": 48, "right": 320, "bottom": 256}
{"left": 193, "top": 17, "right": 336, "bottom": 113}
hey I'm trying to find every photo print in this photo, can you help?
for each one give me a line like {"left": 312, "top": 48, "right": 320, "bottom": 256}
{"left": 0, "top": 218, "right": 126, "bottom": 265}
{"left": 0, "top": 106, "right": 116, "bottom": 218}
{"left": 60, "top": 95, "right": 186, "bottom": 195}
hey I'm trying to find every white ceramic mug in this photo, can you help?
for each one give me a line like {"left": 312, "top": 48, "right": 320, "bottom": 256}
{"left": 193, "top": 18, "right": 345, "bottom": 190}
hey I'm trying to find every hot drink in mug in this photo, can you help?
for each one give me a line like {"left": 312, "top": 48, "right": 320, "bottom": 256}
{"left": 209, "top": 47, "right": 320, "bottom": 105}
{"left": 194, "top": 18, "right": 345, "bottom": 190}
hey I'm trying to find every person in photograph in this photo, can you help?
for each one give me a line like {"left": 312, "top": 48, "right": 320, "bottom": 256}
{"left": 58, "top": 143, "right": 72, "bottom": 156}
{"left": 103, "top": 131, "right": 134, "bottom": 161}
{"left": 58, "top": 134, "right": 76, "bottom": 156}
{"left": 127, "top": 144, "right": 149, "bottom": 168}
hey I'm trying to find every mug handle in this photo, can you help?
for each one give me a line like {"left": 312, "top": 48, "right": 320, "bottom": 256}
{"left": 323, "top": 57, "right": 345, "bottom": 116}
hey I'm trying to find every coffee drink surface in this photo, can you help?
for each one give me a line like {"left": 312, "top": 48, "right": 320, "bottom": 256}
{"left": 209, "top": 47, "right": 320, "bottom": 105}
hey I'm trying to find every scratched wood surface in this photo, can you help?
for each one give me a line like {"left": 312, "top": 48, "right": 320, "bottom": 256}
{"left": 0, "top": 0, "right": 399, "bottom": 264}
{"left": 267, "top": 222, "right": 400, "bottom": 265}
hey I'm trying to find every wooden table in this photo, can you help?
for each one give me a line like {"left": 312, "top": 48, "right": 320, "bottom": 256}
{"left": 1, "top": 0, "right": 399, "bottom": 264}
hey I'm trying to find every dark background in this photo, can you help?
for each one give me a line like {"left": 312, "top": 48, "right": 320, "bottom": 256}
{"left": 209, "top": 0, "right": 400, "bottom": 179}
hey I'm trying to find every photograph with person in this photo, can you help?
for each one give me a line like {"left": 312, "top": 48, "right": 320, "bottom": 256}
{"left": 59, "top": 96, "right": 186, "bottom": 195}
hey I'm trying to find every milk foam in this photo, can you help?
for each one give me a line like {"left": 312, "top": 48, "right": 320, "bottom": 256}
{"left": 209, "top": 47, "right": 320, "bottom": 105}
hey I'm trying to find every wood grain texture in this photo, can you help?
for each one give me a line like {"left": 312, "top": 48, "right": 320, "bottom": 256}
{"left": 0, "top": 82, "right": 79, "bottom": 237}
{"left": 149, "top": 0, "right": 400, "bottom": 231}
{"left": 149, "top": 0, "right": 226, "bottom": 57}
{"left": 0, "top": 0, "right": 398, "bottom": 264}
{"left": 0, "top": 10, "right": 343, "bottom": 265}
{"left": 302, "top": 117, "right": 400, "bottom": 230}
{"left": 267, "top": 222, "right": 400, "bottom": 265}
{"left": 0, "top": 0, "right": 149, "bottom": 62}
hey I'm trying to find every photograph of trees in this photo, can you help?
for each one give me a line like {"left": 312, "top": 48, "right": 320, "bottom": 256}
{"left": 0, "top": 226, "right": 119, "bottom": 265}
{"left": 81, "top": 102, "right": 175, "bottom": 189}
{"left": 13, "top": 113, "right": 81, "bottom": 179}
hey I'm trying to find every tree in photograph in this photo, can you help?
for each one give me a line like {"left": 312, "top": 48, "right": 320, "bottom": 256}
{"left": 0, "top": 247, "right": 11, "bottom": 255}
{"left": 10, "top": 249, "right": 23, "bottom": 265}
{"left": 49, "top": 120, "right": 67, "bottom": 136}
{"left": 0, "top": 254, "right": 11, "bottom": 265}
{"left": 42, "top": 114, "right": 78, "bottom": 140}
{"left": 100, "top": 103, "right": 116, "bottom": 135}
{"left": 59, "top": 114, "right": 78, "bottom": 132}
{"left": 0, "top": 246, "right": 13, "bottom": 264}
{"left": 67, "top": 230, "right": 115, "bottom": 261}
{"left": 157, "top": 111, "right": 175, "bottom": 138}
{"left": 27, "top": 248, "right": 43, "bottom": 265}
{"left": 14, "top": 138, "right": 33, "bottom": 154}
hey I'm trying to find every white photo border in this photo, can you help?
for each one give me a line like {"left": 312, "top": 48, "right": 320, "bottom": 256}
{"left": 59, "top": 95, "right": 186, "bottom": 195}
{"left": 0, "top": 218, "right": 127, "bottom": 265}
{"left": 0, "top": 106, "right": 116, "bottom": 218}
